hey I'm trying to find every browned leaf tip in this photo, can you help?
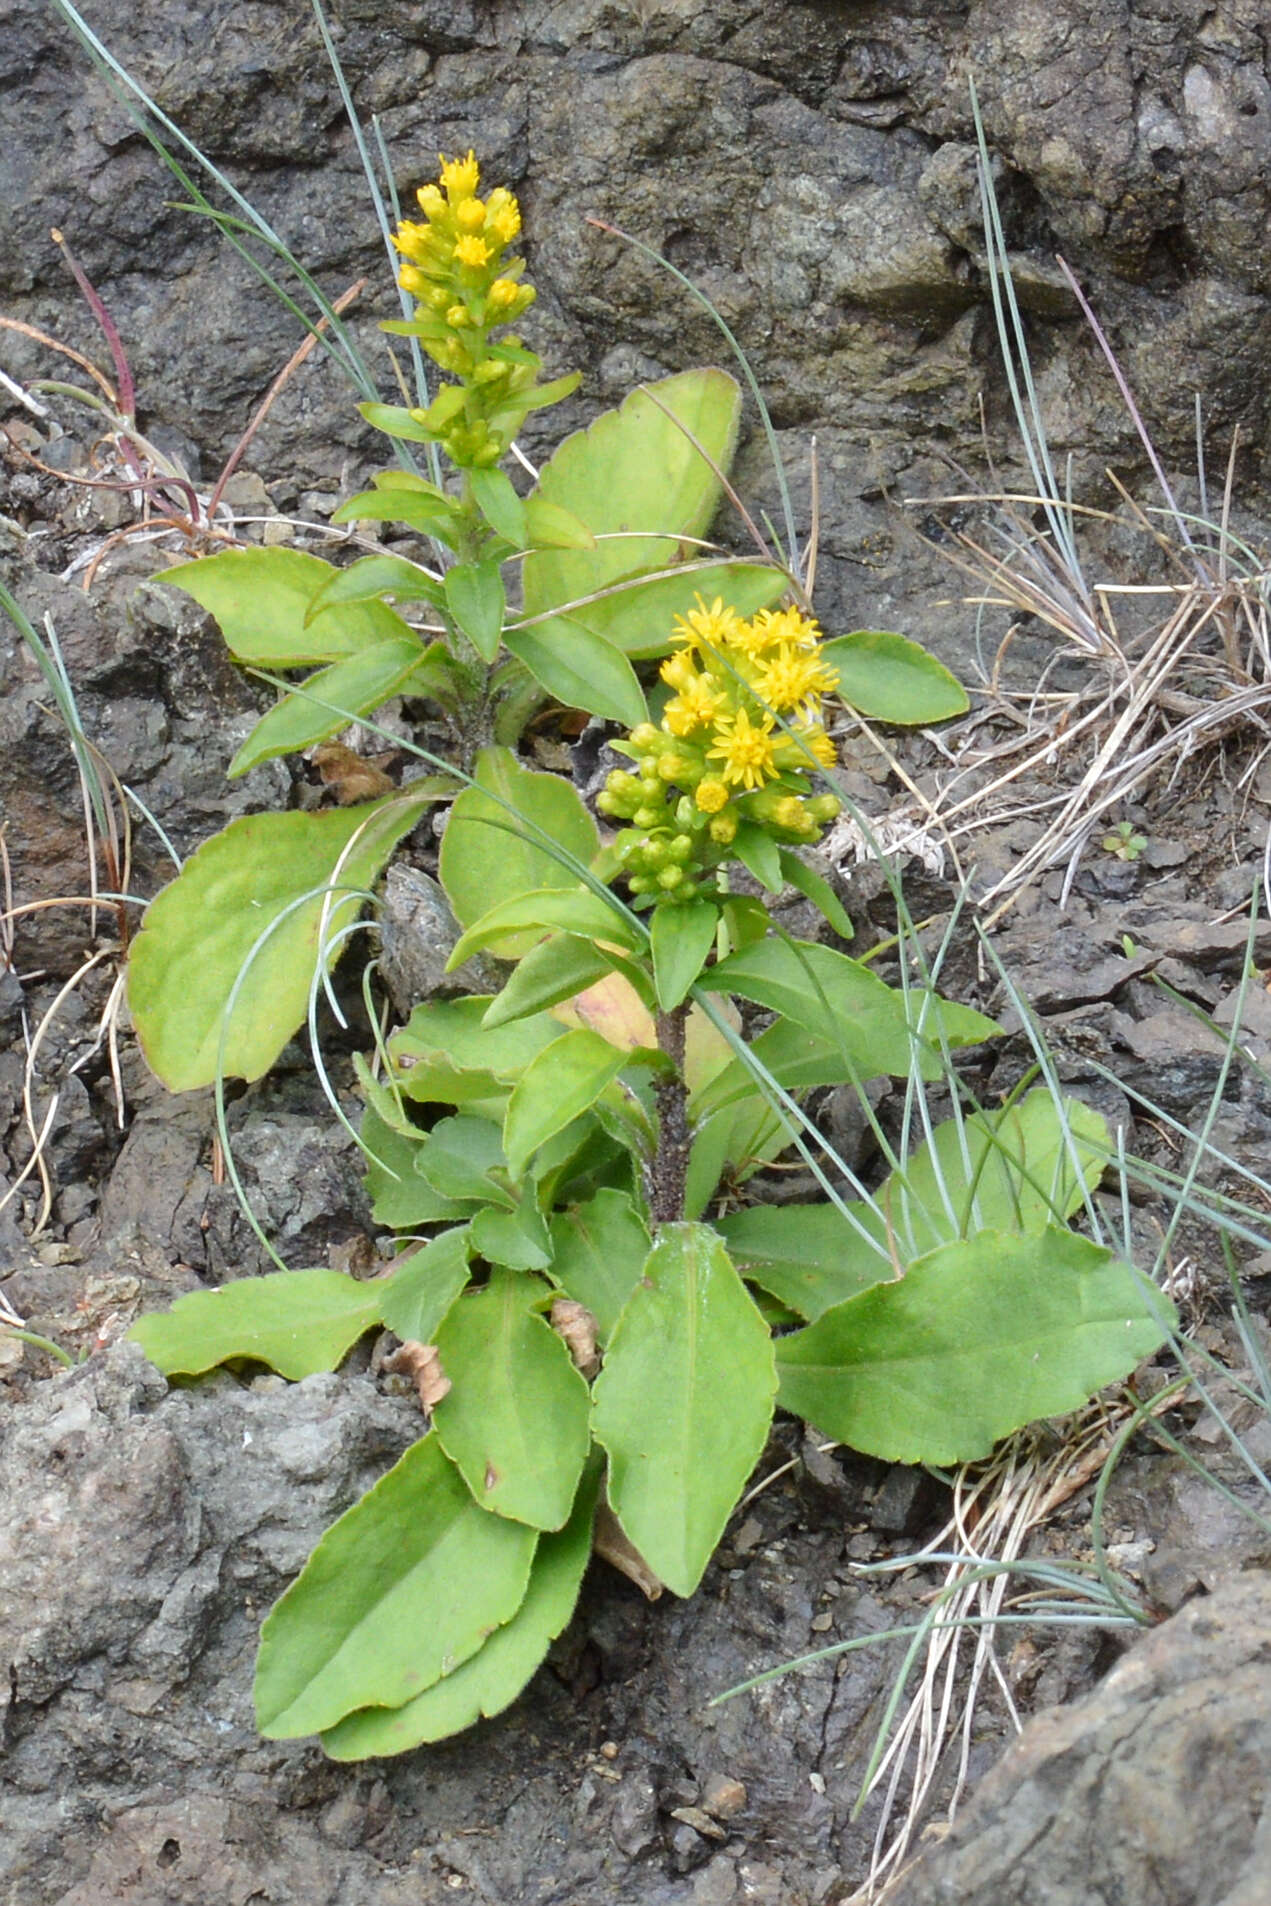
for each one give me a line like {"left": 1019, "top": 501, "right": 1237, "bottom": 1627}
{"left": 593, "top": 1500, "right": 663, "bottom": 1601}
{"left": 382, "top": 1340, "right": 451, "bottom": 1415}
{"left": 550, "top": 1298, "right": 601, "bottom": 1380}
{"left": 310, "top": 743, "right": 397, "bottom": 805}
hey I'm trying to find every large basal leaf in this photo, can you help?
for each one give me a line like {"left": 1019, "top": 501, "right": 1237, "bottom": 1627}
{"left": 570, "top": 561, "right": 790, "bottom": 660}
{"left": 503, "top": 1029, "right": 628, "bottom": 1179}
{"left": 227, "top": 637, "right": 434, "bottom": 777}
{"left": 775, "top": 1227, "right": 1172, "bottom": 1466}
{"left": 548, "top": 1188, "right": 651, "bottom": 1343}
{"left": 820, "top": 631, "right": 969, "bottom": 726}
{"left": 697, "top": 939, "right": 999, "bottom": 1088}
{"left": 319, "top": 1461, "right": 600, "bottom": 1760}
{"left": 439, "top": 747, "right": 600, "bottom": 955}
{"left": 718, "top": 1089, "right": 1109, "bottom": 1318}
{"left": 521, "top": 369, "right": 743, "bottom": 654}
{"left": 128, "top": 796, "right": 426, "bottom": 1091}
{"left": 591, "top": 1223, "right": 776, "bottom": 1597}
{"left": 255, "top": 1434, "right": 538, "bottom": 1739}
{"left": 128, "top": 1269, "right": 383, "bottom": 1380}
{"left": 433, "top": 1269, "right": 591, "bottom": 1530}
{"left": 160, "top": 547, "right": 415, "bottom": 664}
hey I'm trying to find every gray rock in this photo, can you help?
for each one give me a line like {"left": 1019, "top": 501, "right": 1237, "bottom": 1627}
{"left": 886, "top": 1569, "right": 1271, "bottom": 1906}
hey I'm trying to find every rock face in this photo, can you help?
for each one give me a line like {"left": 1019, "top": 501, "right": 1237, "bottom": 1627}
{"left": 886, "top": 1567, "right": 1271, "bottom": 1906}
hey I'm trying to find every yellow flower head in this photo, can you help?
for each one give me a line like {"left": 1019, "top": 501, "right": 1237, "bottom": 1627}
{"left": 708, "top": 707, "right": 778, "bottom": 790}
{"left": 695, "top": 777, "right": 730, "bottom": 813}
{"left": 440, "top": 150, "right": 480, "bottom": 199}
{"left": 486, "top": 277, "right": 521, "bottom": 312}
{"left": 416, "top": 183, "right": 446, "bottom": 222}
{"left": 454, "top": 234, "right": 492, "bottom": 268}
{"left": 795, "top": 723, "right": 838, "bottom": 770}
{"left": 664, "top": 674, "right": 726, "bottom": 737}
{"left": 486, "top": 188, "right": 522, "bottom": 245}
{"left": 672, "top": 595, "right": 743, "bottom": 656}
{"left": 751, "top": 605, "right": 822, "bottom": 653}
{"left": 456, "top": 196, "right": 487, "bottom": 232}
{"left": 753, "top": 644, "right": 839, "bottom": 714}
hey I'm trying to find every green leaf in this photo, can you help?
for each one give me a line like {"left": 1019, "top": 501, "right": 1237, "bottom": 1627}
{"left": 775, "top": 1227, "right": 1172, "bottom": 1466}
{"left": 503, "top": 618, "right": 648, "bottom": 729}
{"left": 717, "top": 1205, "right": 894, "bottom": 1320}
{"left": 523, "top": 494, "right": 596, "bottom": 550}
{"left": 128, "top": 797, "right": 424, "bottom": 1091}
{"left": 503, "top": 1030, "right": 628, "bottom": 1180}
{"left": 570, "top": 562, "right": 790, "bottom": 660}
{"left": 697, "top": 939, "right": 999, "bottom": 1087}
{"left": 470, "top": 467, "right": 529, "bottom": 549}
{"left": 521, "top": 370, "right": 743, "bottom": 654}
{"left": 439, "top": 747, "right": 600, "bottom": 954}
{"left": 470, "top": 1199, "right": 553, "bottom": 1272}
{"left": 390, "top": 996, "right": 563, "bottom": 1104}
{"left": 444, "top": 559, "right": 506, "bottom": 662}
{"left": 417, "top": 1115, "right": 517, "bottom": 1205}
{"left": 591, "top": 1223, "right": 776, "bottom": 1597}
{"left": 357, "top": 401, "right": 444, "bottom": 443}
{"left": 160, "top": 547, "right": 415, "bottom": 664}
{"left": 481, "top": 935, "right": 615, "bottom": 1029}
{"left": 650, "top": 899, "right": 718, "bottom": 1011}
{"left": 227, "top": 637, "right": 433, "bottom": 776}
{"left": 777, "top": 850, "right": 853, "bottom": 940}
{"left": 820, "top": 631, "right": 969, "bottom": 726}
{"left": 319, "top": 1461, "right": 600, "bottom": 1759}
{"left": 548, "top": 1189, "right": 651, "bottom": 1342}
{"left": 331, "top": 488, "right": 462, "bottom": 539}
{"left": 254, "top": 1435, "right": 538, "bottom": 1738}
{"left": 379, "top": 1227, "right": 472, "bottom": 1341}
{"left": 307, "top": 554, "right": 444, "bottom": 617}
{"left": 450, "top": 887, "right": 640, "bottom": 969}
{"left": 128, "top": 1269, "right": 383, "bottom": 1379}
{"left": 433, "top": 1269, "right": 591, "bottom": 1528}
{"left": 361, "top": 1107, "right": 476, "bottom": 1228}
{"left": 684, "top": 1095, "right": 792, "bottom": 1221}
{"left": 730, "top": 823, "right": 783, "bottom": 894}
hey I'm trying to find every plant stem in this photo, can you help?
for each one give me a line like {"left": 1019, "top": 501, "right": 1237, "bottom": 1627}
{"left": 650, "top": 1002, "right": 690, "bottom": 1226}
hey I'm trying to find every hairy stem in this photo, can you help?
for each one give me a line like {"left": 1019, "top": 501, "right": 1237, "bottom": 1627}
{"left": 649, "top": 1002, "right": 690, "bottom": 1226}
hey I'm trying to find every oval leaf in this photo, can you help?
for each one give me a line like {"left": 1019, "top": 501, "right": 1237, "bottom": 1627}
{"left": 444, "top": 559, "right": 506, "bottom": 663}
{"left": 255, "top": 1435, "right": 538, "bottom": 1738}
{"left": 548, "top": 1189, "right": 651, "bottom": 1343}
{"left": 128, "top": 797, "right": 425, "bottom": 1091}
{"left": 521, "top": 369, "right": 743, "bottom": 653}
{"left": 439, "top": 747, "right": 600, "bottom": 953}
{"left": 433, "top": 1269, "right": 592, "bottom": 1529}
{"left": 449, "top": 886, "right": 640, "bottom": 968}
{"left": 470, "top": 466, "right": 529, "bottom": 549}
{"left": 650, "top": 898, "right": 718, "bottom": 1011}
{"left": 319, "top": 1462, "right": 600, "bottom": 1759}
{"left": 591, "top": 1223, "right": 776, "bottom": 1597}
{"left": 503, "top": 617, "right": 648, "bottom": 729}
{"left": 820, "top": 631, "right": 969, "bottom": 725}
{"left": 159, "top": 546, "right": 414, "bottom": 664}
{"left": 775, "top": 1227, "right": 1172, "bottom": 1466}
{"left": 128, "top": 1269, "right": 382, "bottom": 1379}
{"left": 503, "top": 1029, "right": 627, "bottom": 1180}
{"left": 227, "top": 637, "right": 431, "bottom": 777}
{"left": 379, "top": 1226, "right": 473, "bottom": 1342}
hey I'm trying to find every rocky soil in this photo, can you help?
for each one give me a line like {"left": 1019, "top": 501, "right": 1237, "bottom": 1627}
{"left": 4, "top": 3, "right": 1271, "bottom": 1902}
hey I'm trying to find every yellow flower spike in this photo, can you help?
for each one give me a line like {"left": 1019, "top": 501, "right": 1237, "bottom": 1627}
{"left": 454, "top": 234, "right": 492, "bottom": 269}
{"left": 439, "top": 150, "right": 480, "bottom": 199}
{"left": 695, "top": 778, "right": 730, "bottom": 813}
{"left": 707, "top": 707, "right": 779, "bottom": 790}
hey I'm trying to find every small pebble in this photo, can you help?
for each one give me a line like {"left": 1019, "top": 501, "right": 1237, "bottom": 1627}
{"left": 702, "top": 1773, "right": 747, "bottom": 1821}
{"left": 600, "top": 1740, "right": 620, "bottom": 1760}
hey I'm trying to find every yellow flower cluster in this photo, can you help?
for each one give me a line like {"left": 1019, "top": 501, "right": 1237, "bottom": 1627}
{"left": 394, "top": 151, "right": 536, "bottom": 373}
{"left": 598, "top": 597, "right": 842, "bottom": 905}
